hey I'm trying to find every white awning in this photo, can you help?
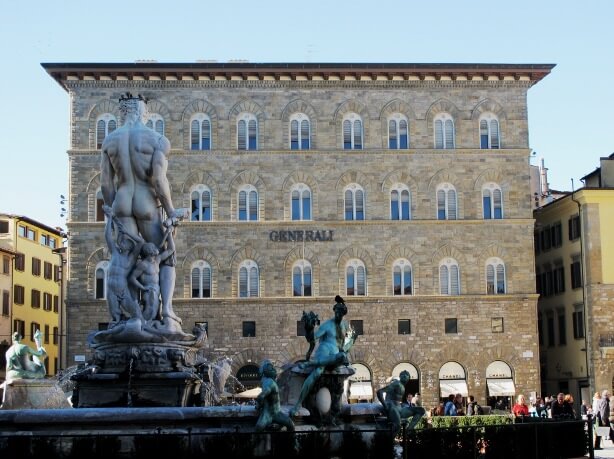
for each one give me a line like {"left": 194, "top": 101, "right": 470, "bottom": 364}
{"left": 349, "top": 381, "right": 373, "bottom": 399}
{"left": 440, "top": 380, "right": 468, "bottom": 398}
{"left": 487, "top": 379, "right": 516, "bottom": 396}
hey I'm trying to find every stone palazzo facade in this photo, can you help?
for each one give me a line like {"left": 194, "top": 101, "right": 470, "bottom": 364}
{"left": 44, "top": 62, "right": 553, "bottom": 410}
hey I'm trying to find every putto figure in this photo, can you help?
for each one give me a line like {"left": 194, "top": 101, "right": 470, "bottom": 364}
{"left": 100, "top": 93, "right": 183, "bottom": 332}
{"left": 255, "top": 360, "right": 295, "bottom": 432}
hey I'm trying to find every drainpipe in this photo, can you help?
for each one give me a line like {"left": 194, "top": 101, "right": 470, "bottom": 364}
{"left": 570, "top": 180, "right": 591, "bottom": 390}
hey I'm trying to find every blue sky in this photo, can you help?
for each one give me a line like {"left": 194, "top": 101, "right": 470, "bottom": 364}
{"left": 1, "top": 0, "right": 612, "bottom": 230}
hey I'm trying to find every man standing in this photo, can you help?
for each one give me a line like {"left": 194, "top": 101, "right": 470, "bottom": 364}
{"left": 101, "top": 93, "right": 182, "bottom": 330}
{"left": 595, "top": 390, "right": 611, "bottom": 450}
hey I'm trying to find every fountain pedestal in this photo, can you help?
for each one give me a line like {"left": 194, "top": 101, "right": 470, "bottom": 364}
{"left": 287, "top": 365, "right": 355, "bottom": 425}
{"left": 1, "top": 379, "right": 71, "bottom": 410}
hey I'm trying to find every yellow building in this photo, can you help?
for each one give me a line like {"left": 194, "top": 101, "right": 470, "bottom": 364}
{"left": 0, "top": 245, "right": 16, "bottom": 381}
{"left": 0, "top": 214, "right": 64, "bottom": 378}
{"left": 534, "top": 153, "right": 614, "bottom": 404}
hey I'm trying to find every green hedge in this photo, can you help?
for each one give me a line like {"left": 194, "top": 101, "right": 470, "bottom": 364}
{"left": 428, "top": 414, "right": 513, "bottom": 429}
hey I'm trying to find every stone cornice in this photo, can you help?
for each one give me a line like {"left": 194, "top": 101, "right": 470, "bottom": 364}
{"left": 43, "top": 62, "right": 554, "bottom": 92}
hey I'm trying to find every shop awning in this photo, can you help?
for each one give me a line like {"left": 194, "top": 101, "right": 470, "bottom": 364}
{"left": 349, "top": 382, "right": 373, "bottom": 399}
{"left": 440, "top": 380, "right": 468, "bottom": 398}
{"left": 486, "top": 379, "right": 516, "bottom": 396}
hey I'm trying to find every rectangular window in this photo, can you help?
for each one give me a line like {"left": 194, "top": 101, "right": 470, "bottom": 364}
{"left": 43, "top": 292, "right": 52, "bottom": 311}
{"left": 557, "top": 310, "right": 567, "bottom": 345}
{"left": 445, "top": 318, "right": 458, "bottom": 334}
{"left": 398, "top": 319, "right": 411, "bottom": 335}
{"left": 14, "top": 285, "right": 25, "bottom": 305}
{"left": 350, "top": 320, "right": 364, "bottom": 336}
{"left": 13, "top": 319, "right": 25, "bottom": 338}
{"left": 242, "top": 321, "right": 256, "bottom": 337}
{"left": 31, "top": 289, "right": 41, "bottom": 308}
{"left": 2, "top": 255, "right": 9, "bottom": 274}
{"left": 18, "top": 225, "right": 26, "bottom": 238}
{"left": 15, "top": 253, "right": 25, "bottom": 271}
{"left": 568, "top": 215, "right": 581, "bottom": 241}
{"left": 297, "top": 320, "right": 306, "bottom": 336}
{"left": 32, "top": 258, "right": 41, "bottom": 276}
{"left": 547, "top": 314, "right": 555, "bottom": 347}
{"left": 572, "top": 307, "right": 585, "bottom": 339}
{"left": 2, "top": 290, "right": 9, "bottom": 315}
{"left": 553, "top": 265, "right": 565, "bottom": 294}
{"left": 0, "top": 220, "right": 8, "bottom": 233}
{"left": 551, "top": 222, "right": 563, "bottom": 248}
{"left": 44, "top": 261, "right": 52, "bottom": 280}
{"left": 44, "top": 325, "right": 50, "bottom": 344}
{"left": 54, "top": 265, "right": 61, "bottom": 282}
{"left": 53, "top": 326, "right": 59, "bottom": 345}
{"left": 30, "top": 322, "right": 40, "bottom": 340}
{"left": 571, "top": 259, "right": 582, "bottom": 289}
{"left": 53, "top": 295, "right": 59, "bottom": 313}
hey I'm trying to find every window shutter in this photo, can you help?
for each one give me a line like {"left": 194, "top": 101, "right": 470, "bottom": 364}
{"left": 301, "top": 120, "right": 310, "bottom": 149}
{"left": 302, "top": 190, "right": 311, "bottom": 220}
{"left": 355, "top": 189, "right": 364, "bottom": 220}
{"left": 490, "top": 120, "right": 499, "bottom": 148}
{"left": 389, "top": 120, "right": 397, "bottom": 148}
{"left": 238, "top": 191, "right": 247, "bottom": 220}
{"left": 249, "top": 266, "right": 259, "bottom": 297}
{"left": 238, "top": 120, "right": 246, "bottom": 150}
{"left": 202, "top": 191, "right": 211, "bottom": 221}
{"left": 480, "top": 120, "right": 489, "bottom": 149}
{"left": 248, "top": 120, "right": 257, "bottom": 149}
{"left": 435, "top": 120, "right": 443, "bottom": 148}
{"left": 239, "top": 267, "right": 248, "bottom": 297}
{"left": 403, "top": 266, "right": 412, "bottom": 294}
{"left": 393, "top": 265, "right": 402, "bottom": 295}
{"left": 346, "top": 266, "right": 355, "bottom": 295}
{"left": 146, "top": 120, "right": 153, "bottom": 129}
{"left": 293, "top": 266, "right": 302, "bottom": 296}
{"left": 440, "top": 265, "right": 449, "bottom": 295}
{"left": 291, "top": 120, "right": 299, "bottom": 149}
{"left": 444, "top": 119, "right": 454, "bottom": 148}
{"left": 496, "top": 264, "right": 505, "bottom": 293}
{"left": 493, "top": 189, "right": 502, "bottom": 218}
{"left": 203, "top": 267, "right": 211, "bottom": 297}
{"left": 343, "top": 120, "right": 352, "bottom": 149}
{"left": 108, "top": 119, "right": 116, "bottom": 133}
{"left": 192, "top": 267, "right": 201, "bottom": 298}
{"left": 391, "top": 190, "right": 399, "bottom": 220}
{"left": 357, "top": 266, "right": 366, "bottom": 295}
{"left": 486, "top": 264, "right": 495, "bottom": 294}
{"left": 292, "top": 190, "right": 300, "bottom": 220}
{"left": 249, "top": 190, "right": 258, "bottom": 220}
{"left": 155, "top": 120, "right": 164, "bottom": 135}
{"left": 303, "top": 265, "right": 312, "bottom": 296}
{"left": 191, "top": 120, "right": 200, "bottom": 149}
{"left": 483, "top": 190, "right": 492, "bottom": 219}
{"left": 202, "top": 120, "right": 211, "bottom": 149}
{"left": 345, "top": 190, "right": 354, "bottom": 220}
{"left": 401, "top": 190, "right": 410, "bottom": 220}
{"left": 437, "top": 190, "right": 446, "bottom": 219}
{"left": 450, "top": 265, "right": 459, "bottom": 294}
{"left": 191, "top": 191, "right": 200, "bottom": 221}
{"left": 353, "top": 120, "right": 362, "bottom": 149}
{"left": 97, "top": 120, "right": 106, "bottom": 148}
{"left": 448, "top": 189, "right": 457, "bottom": 220}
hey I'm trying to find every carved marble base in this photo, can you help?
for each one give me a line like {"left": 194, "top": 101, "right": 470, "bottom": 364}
{"left": 71, "top": 371, "right": 200, "bottom": 408}
{"left": 1, "top": 379, "right": 71, "bottom": 410}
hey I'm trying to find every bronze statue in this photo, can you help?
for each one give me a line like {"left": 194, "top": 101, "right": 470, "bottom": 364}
{"left": 255, "top": 360, "right": 295, "bottom": 432}
{"left": 5, "top": 331, "right": 47, "bottom": 381}
{"left": 376, "top": 370, "right": 425, "bottom": 435}
{"left": 301, "top": 310, "right": 320, "bottom": 361}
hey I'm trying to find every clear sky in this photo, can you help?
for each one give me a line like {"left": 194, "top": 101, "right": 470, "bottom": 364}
{"left": 1, "top": 0, "right": 612, "bottom": 231}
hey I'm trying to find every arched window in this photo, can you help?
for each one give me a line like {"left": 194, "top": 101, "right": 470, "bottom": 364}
{"left": 94, "top": 261, "right": 109, "bottom": 299}
{"left": 344, "top": 184, "right": 365, "bottom": 221}
{"left": 346, "top": 259, "right": 366, "bottom": 296}
{"left": 239, "top": 260, "right": 259, "bottom": 297}
{"left": 343, "top": 113, "right": 363, "bottom": 150}
{"left": 95, "top": 189, "right": 105, "bottom": 222}
{"left": 479, "top": 114, "right": 500, "bottom": 149}
{"left": 439, "top": 258, "right": 460, "bottom": 295}
{"left": 96, "top": 113, "right": 117, "bottom": 149}
{"left": 348, "top": 363, "right": 373, "bottom": 402}
{"left": 290, "top": 113, "right": 310, "bottom": 150}
{"left": 486, "top": 257, "right": 506, "bottom": 294}
{"left": 390, "top": 185, "right": 411, "bottom": 220}
{"left": 292, "top": 260, "right": 312, "bottom": 297}
{"left": 191, "top": 185, "right": 212, "bottom": 221}
{"left": 190, "top": 114, "right": 212, "bottom": 150}
{"left": 388, "top": 114, "right": 409, "bottom": 149}
{"left": 482, "top": 183, "right": 503, "bottom": 219}
{"left": 191, "top": 260, "right": 212, "bottom": 298}
{"left": 434, "top": 113, "right": 455, "bottom": 149}
{"left": 437, "top": 183, "right": 457, "bottom": 220}
{"left": 145, "top": 113, "right": 165, "bottom": 135}
{"left": 392, "top": 259, "right": 413, "bottom": 295}
{"left": 237, "top": 113, "right": 258, "bottom": 150}
{"left": 291, "top": 184, "right": 312, "bottom": 221}
{"left": 238, "top": 185, "right": 258, "bottom": 221}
